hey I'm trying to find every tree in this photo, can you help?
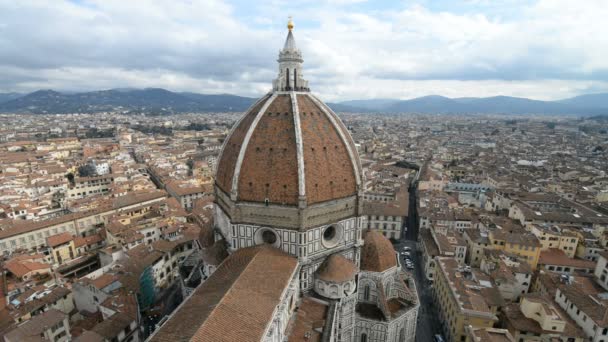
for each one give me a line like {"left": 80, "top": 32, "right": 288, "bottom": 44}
{"left": 78, "top": 164, "right": 96, "bottom": 177}
{"left": 65, "top": 173, "right": 75, "bottom": 185}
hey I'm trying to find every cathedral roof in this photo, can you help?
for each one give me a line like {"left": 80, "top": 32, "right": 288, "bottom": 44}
{"left": 316, "top": 253, "right": 357, "bottom": 283}
{"left": 149, "top": 245, "right": 297, "bottom": 342}
{"left": 360, "top": 230, "right": 398, "bottom": 272}
{"left": 215, "top": 92, "right": 361, "bottom": 206}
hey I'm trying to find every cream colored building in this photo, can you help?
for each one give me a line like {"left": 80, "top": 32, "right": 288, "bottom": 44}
{"left": 434, "top": 257, "right": 501, "bottom": 342}
{"left": 47, "top": 232, "right": 77, "bottom": 265}
{"left": 530, "top": 224, "right": 578, "bottom": 258}
{"left": 502, "top": 294, "right": 585, "bottom": 341}
{"left": 0, "top": 191, "right": 166, "bottom": 255}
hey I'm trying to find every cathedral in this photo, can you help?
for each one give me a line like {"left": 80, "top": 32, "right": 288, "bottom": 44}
{"left": 149, "top": 19, "right": 419, "bottom": 342}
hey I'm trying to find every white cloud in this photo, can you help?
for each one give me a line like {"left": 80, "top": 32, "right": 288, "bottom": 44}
{"left": 0, "top": 0, "right": 606, "bottom": 101}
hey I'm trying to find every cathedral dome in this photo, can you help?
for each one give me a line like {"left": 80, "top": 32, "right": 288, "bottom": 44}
{"left": 316, "top": 253, "right": 357, "bottom": 283}
{"left": 360, "top": 230, "right": 398, "bottom": 272}
{"left": 215, "top": 23, "right": 361, "bottom": 209}
{"left": 215, "top": 93, "right": 361, "bottom": 206}
{"left": 314, "top": 253, "right": 357, "bottom": 299}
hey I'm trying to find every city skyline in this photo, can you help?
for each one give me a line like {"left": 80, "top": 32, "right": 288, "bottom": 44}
{"left": 0, "top": 12, "right": 607, "bottom": 342}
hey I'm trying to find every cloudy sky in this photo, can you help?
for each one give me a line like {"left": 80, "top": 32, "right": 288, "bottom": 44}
{"left": 0, "top": 0, "right": 607, "bottom": 101}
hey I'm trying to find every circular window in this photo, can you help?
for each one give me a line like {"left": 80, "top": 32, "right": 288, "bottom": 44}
{"left": 324, "top": 226, "right": 336, "bottom": 240}
{"left": 321, "top": 224, "right": 343, "bottom": 248}
{"left": 254, "top": 228, "right": 280, "bottom": 247}
{"left": 262, "top": 230, "right": 277, "bottom": 244}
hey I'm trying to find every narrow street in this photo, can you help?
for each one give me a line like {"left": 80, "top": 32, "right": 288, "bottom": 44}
{"left": 393, "top": 180, "right": 442, "bottom": 342}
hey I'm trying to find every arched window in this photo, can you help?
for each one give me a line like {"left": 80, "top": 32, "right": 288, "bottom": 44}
{"left": 364, "top": 285, "right": 370, "bottom": 301}
{"left": 294, "top": 68, "right": 298, "bottom": 89}
{"left": 286, "top": 68, "right": 290, "bottom": 89}
{"left": 399, "top": 328, "right": 405, "bottom": 342}
{"left": 360, "top": 333, "right": 367, "bottom": 342}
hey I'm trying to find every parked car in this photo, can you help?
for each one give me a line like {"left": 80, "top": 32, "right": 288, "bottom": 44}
{"left": 434, "top": 334, "right": 445, "bottom": 342}
{"left": 407, "top": 264, "right": 414, "bottom": 269}
{"left": 402, "top": 246, "right": 411, "bottom": 251}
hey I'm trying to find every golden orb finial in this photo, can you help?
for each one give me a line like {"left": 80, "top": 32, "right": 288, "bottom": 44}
{"left": 287, "top": 16, "right": 294, "bottom": 31}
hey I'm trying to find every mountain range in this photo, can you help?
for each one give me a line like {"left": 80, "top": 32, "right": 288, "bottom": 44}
{"left": 0, "top": 88, "right": 607, "bottom": 116}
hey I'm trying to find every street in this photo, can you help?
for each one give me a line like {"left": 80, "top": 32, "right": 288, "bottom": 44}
{"left": 396, "top": 240, "right": 442, "bottom": 342}
{"left": 393, "top": 179, "right": 442, "bottom": 342}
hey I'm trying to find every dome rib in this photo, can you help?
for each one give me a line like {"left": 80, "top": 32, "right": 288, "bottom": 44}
{"left": 215, "top": 94, "right": 271, "bottom": 194}
{"left": 309, "top": 94, "right": 362, "bottom": 188}
{"left": 216, "top": 92, "right": 360, "bottom": 207}
{"left": 237, "top": 94, "right": 299, "bottom": 205}
{"left": 230, "top": 93, "right": 278, "bottom": 200}
{"left": 290, "top": 92, "right": 307, "bottom": 204}
{"left": 298, "top": 94, "right": 358, "bottom": 204}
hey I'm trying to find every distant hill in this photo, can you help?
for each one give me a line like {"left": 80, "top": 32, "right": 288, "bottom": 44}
{"left": 0, "top": 92, "right": 23, "bottom": 103}
{"left": 0, "top": 89, "right": 257, "bottom": 114}
{"left": 338, "top": 93, "right": 608, "bottom": 115}
{"left": 557, "top": 93, "right": 608, "bottom": 109}
{"left": 0, "top": 88, "right": 606, "bottom": 116}
{"left": 179, "top": 92, "right": 256, "bottom": 111}
{"left": 338, "top": 99, "right": 398, "bottom": 110}
{"left": 326, "top": 102, "right": 367, "bottom": 113}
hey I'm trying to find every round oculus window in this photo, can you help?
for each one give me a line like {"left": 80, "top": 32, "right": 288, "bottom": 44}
{"left": 321, "top": 224, "right": 343, "bottom": 248}
{"left": 254, "top": 228, "right": 280, "bottom": 247}
{"left": 262, "top": 230, "right": 277, "bottom": 244}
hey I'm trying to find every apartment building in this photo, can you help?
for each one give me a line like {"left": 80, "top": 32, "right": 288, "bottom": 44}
{"left": 530, "top": 224, "right": 579, "bottom": 257}
{"left": 554, "top": 278, "right": 608, "bottom": 342}
{"left": 434, "top": 257, "right": 502, "bottom": 342}
{"left": 502, "top": 294, "right": 585, "bottom": 341}
{"left": 0, "top": 190, "right": 166, "bottom": 255}
{"left": 487, "top": 228, "right": 542, "bottom": 270}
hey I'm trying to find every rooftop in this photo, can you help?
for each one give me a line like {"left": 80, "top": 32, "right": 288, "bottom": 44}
{"left": 149, "top": 245, "right": 298, "bottom": 342}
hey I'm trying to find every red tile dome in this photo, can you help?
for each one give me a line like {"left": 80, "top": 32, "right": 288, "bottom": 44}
{"left": 316, "top": 253, "right": 357, "bottom": 283}
{"left": 360, "top": 230, "right": 398, "bottom": 272}
{"left": 215, "top": 92, "right": 361, "bottom": 206}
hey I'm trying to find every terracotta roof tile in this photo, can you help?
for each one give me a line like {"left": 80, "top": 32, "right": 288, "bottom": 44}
{"left": 150, "top": 245, "right": 297, "bottom": 342}
{"left": 360, "top": 230, "right": 397, "bottom": 272}
{"left": 316, "top": 253, "right": 357, "bottom": 282}
{"left": 539, "top": 248, "right": 596, "bottom": 269}
{"left": 238, "top": 95, "right": 299, "bottom": 205}
{"left": 4, "top": 260, "right": 50, "bottom": 278}
{"left": 215, "top": 93, "right": 359, "bottom": 206}
{"left": 215, "top": 95, "right": 271, "bottom": 194}
{"left": 287, "top": 297, "right": 329, "bottom": 342}
{"left": 46, "top": 232, "right": 73, "bottom": 247}
{"left": 298, "top": 94, "right": 357, "bottom": 204}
